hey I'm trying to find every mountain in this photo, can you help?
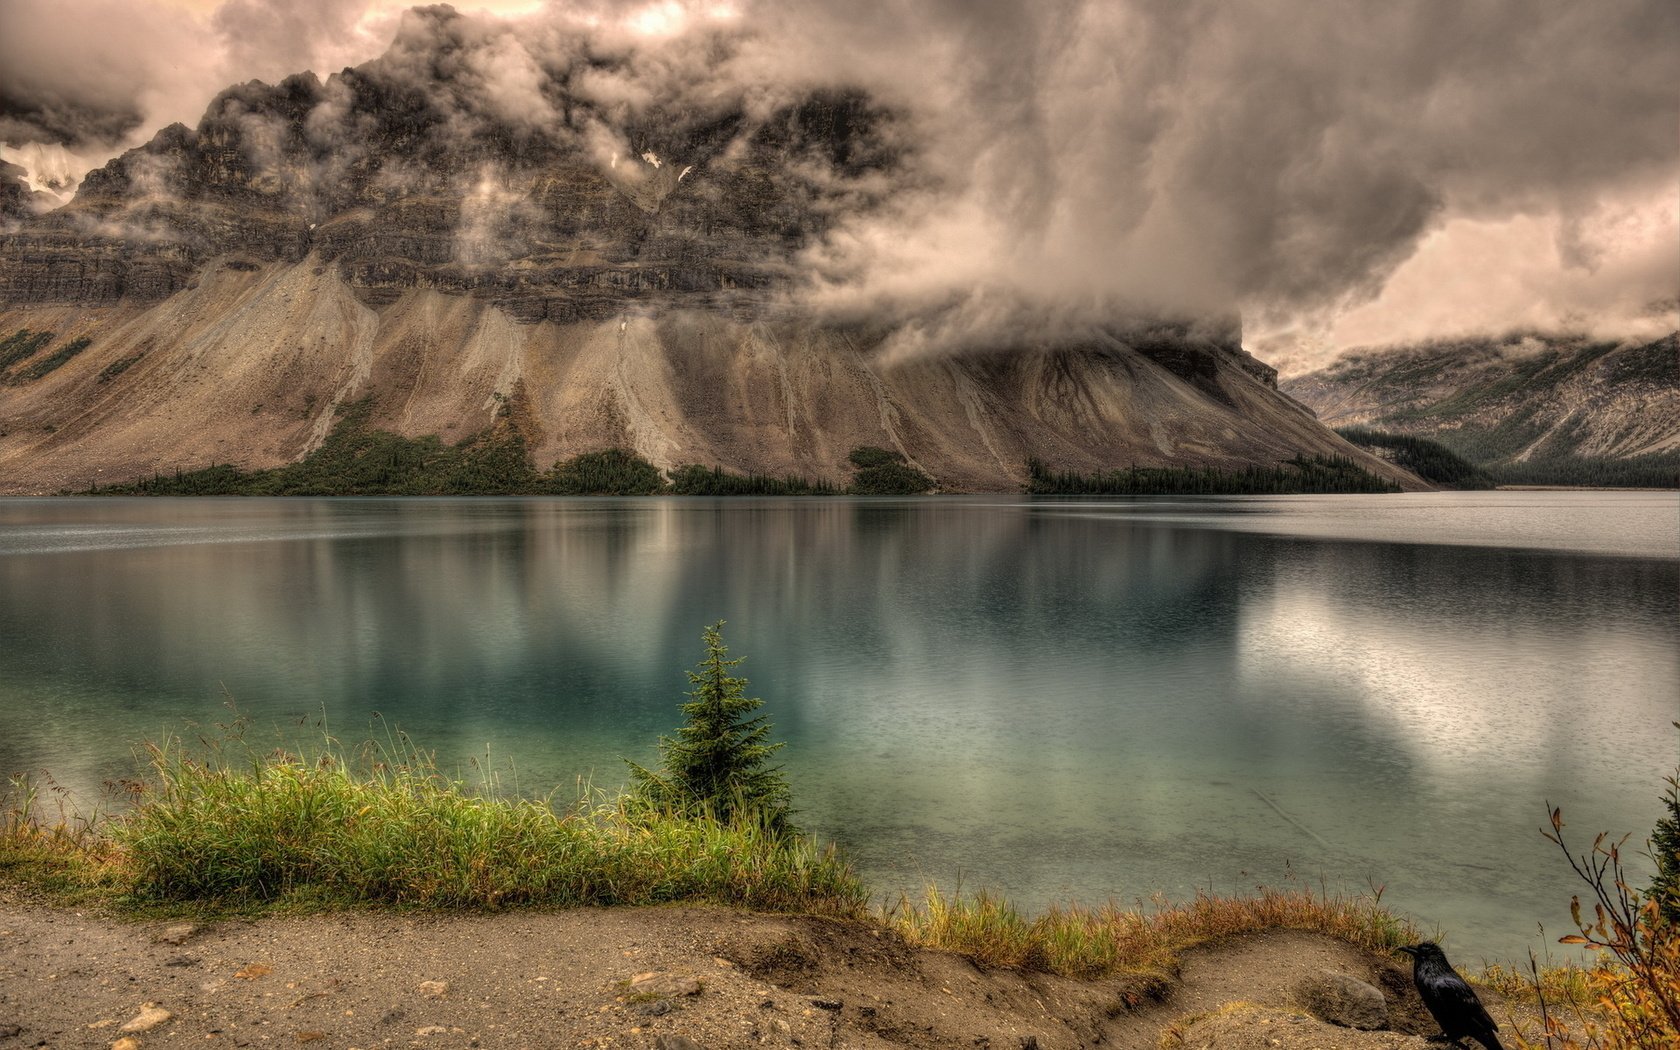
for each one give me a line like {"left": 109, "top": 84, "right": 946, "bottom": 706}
{"left": 0, "top": 6, "right": 1413, "bottom": 495}
{"left": 1283, "top": 331, "right": 1680, "bottom": 487}
{"left": 0, "top": 161, "right": 52, "bottom": 223}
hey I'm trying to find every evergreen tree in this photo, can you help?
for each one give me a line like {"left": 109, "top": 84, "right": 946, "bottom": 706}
{"left": 627, "top": 622, "right": 792, "bottom": 834}
{"left": 1652, "top": 724, "right": 1680, "bottom": 922}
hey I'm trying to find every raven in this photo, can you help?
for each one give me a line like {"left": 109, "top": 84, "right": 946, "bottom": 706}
{"left": 1397, "top": 942, "right": 1504, "bottom": 1050}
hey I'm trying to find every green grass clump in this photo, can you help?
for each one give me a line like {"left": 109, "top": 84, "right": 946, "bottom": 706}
{"left": 3, "top": 627, "right": 860, "bottom": 917}
{"left": 111, "top": 735, "right": 864, "bottom": 913}
{"left": 1026, "top": 455, "right": 1401, "bottom": 495}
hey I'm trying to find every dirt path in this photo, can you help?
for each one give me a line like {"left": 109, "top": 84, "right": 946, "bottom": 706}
{"left": 0, "top": 901, "right": 1536, "bottom": 1050}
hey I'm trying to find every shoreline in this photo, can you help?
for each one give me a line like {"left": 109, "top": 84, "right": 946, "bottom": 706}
{"left": 4, "top": 481, "right": 1679, "bottom": 498}
{"left": 0, "top": 893, "right": 1529, "bottom": 1050}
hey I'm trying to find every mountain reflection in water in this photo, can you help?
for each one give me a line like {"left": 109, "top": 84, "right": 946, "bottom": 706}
{"left": 0, "top": 492, "right": 1674, "bottom": 961}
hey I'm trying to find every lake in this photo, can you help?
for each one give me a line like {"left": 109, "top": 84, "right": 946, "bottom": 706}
{"left": 1, "top": 491, "right": 1676, "bottom": 962}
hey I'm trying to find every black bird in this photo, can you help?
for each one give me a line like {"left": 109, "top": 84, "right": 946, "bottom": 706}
{"left": 1397, "top": 942, "right": 1505, "bottom": 1050}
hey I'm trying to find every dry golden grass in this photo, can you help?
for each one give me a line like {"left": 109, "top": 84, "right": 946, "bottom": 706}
{"left": 1501, "top": 804, "right": 1680, "bottom": 1050}
{"left": 0, "top": 774, "right": 125, "bottom": 899}
{"left": 890, "top": 883, "right": 1420, "bottom": 979}
{"left": 1477, "top": 960, "right": 1594, "bottom": 1002}
{"left": 1501, "top": 910, "right": 1680, "bottom": 1050}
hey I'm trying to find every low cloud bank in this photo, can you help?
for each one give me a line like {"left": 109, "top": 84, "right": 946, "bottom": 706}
{"left": 2, "top": 0, "right": 1674, "bottom": 362}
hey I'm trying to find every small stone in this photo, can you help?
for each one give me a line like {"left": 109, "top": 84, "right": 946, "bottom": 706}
{"left": 631, "top": 1000, "right": 674, "bottom": 1017}
{"left": 415, "top": 1026, "right": 450, "bottom": 1036}
{"left": 809, "top": 998, "right": 842, "bottom": 1011}
{"left": 655, "top": 1037, "right": 704, "bottom": 1050}
{"left": 627, "top": 972, "right": 702, "bottom": 998}
{"left": 112, "top": 1039, "right": 141, "bottom": 1050}
{"left": 164, "top": 956, "right": 199, "bottom": 968}
{"left": 157, "top": 923, "right": 196, "bottom": 945}
{"left": 235, "top": 963, "right": 272, "bottom": 980}
{"left": 120, "top": 1004, "right": 174, "bottom": 1033}
{"left": 0, "top": 1023, "right": 19, "bottom": 1038}
{"left": 417, "top": 980, "right": 450, "bottom": 999}
{"left": 1293, "top": 969, "right": 1389, "bottom": 1031}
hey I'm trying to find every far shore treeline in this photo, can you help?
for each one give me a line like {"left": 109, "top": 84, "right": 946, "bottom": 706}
{"left": 90, "top": 401, "right": 935, "bottom": 497}
{"left": 86, "top": 398, "right": 1421, "bottom": 497}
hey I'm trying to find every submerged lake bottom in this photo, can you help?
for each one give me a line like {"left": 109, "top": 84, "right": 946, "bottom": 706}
{"left": 1, "top": 492, "right": 1676, "bottom": 962}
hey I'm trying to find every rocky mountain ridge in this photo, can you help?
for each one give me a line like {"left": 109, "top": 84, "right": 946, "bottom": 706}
{"left": 1, "top": 55, "right": 877, "bottom": 320}
{"left": 1283, "top": 331, "right": 1679, "bottom": 485}
{"left": 0, "top": 6, "right": 1411, "bottom": 494}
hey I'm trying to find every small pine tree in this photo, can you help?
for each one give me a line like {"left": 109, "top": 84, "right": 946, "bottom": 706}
{"left": 628, "top": 622, "right": 793, "bottom": 834}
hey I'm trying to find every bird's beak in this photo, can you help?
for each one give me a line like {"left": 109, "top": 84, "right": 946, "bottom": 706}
{"left": 1395, "top": 945, "right": 1418, "bottom": 956}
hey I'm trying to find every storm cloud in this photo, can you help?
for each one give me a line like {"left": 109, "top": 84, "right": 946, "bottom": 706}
{"left": 733, "top": 0, "right": 1678, "bottom": 359}
{"left": 1, "top": 0, "right": 1675, "bottom": 367}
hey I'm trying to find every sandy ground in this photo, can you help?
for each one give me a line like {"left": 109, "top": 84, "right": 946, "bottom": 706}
{"left": 0, "top": 893, "right": 1544, "bottom": 1050}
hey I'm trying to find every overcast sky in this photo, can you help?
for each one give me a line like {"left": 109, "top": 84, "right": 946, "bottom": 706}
{"left": 1, "top": 0, "right": 1675, "bottom": 373}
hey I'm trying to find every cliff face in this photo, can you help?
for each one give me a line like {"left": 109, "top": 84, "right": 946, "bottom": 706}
{"left": 0, "top": 162, "right": 41, "bottom": 223}
{"left": 0, "top": 7, "right": 1411, "bottom": 494}
{"left": 0, "top": 29, "right": 883, "bottom": 321}
{"left": 1282, "top": 332, "right": 1680, "bottom": 475}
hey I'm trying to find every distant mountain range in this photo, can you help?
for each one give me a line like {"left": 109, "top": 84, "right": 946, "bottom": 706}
{"left": 0, "top": 7, "right": 1419, "bottom": 495}
{"left": 1283, "top": 331, "right": 1679, "bottom": 487}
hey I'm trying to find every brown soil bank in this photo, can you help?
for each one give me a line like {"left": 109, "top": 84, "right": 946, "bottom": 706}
{"left": 0, "top": 902, "right": 1540, "bottom": 1050}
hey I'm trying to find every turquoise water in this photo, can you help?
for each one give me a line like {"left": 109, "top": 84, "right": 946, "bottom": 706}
{"left": 1, "top": 492, "right": 1676, "bottom": 961}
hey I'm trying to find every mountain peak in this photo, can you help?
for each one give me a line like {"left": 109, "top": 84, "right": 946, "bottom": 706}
{"left": 4, "top": 25, "right": 897, "bottom": 321}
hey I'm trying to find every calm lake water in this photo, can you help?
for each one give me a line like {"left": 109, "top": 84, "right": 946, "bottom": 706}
{"left": 2, "top": 492, "right": 1676, "bottom": 962}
